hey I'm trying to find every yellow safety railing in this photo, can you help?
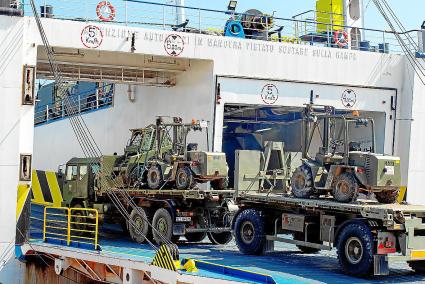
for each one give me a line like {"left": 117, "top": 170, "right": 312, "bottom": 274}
{"left": 43, "top": 206, "right": 99, "bottom": 250}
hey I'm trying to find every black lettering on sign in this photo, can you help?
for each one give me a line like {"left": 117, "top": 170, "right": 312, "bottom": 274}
{"left": 81, "top": 25, "right": 103, "bottom": 48}
{"left": 341, "top": 89, "right": 357, "bottom": 108}
{"left": 261, "top": 84, "right": 279, "bottom": 105}
{"left": 164, "top": 34, "right": 185, "bottom": 57}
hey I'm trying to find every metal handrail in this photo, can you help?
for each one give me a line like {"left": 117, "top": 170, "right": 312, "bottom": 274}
{"left": 34, "top": 84, "right": 114, "bottom": 126}
{"left": 43, "top": 206, "right": 99, "bottom": 250}
{"left": 20, "top": 0, "right": 418, "bottom": 55}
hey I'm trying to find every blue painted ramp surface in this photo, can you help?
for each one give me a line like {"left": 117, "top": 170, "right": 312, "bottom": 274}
{"left": 29, "top": 222, "right": 425, "bottom": 284}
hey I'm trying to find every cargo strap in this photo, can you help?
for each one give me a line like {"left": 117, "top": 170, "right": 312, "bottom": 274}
{"left": 151, "top": 244, "right": 179, "bottom": 271}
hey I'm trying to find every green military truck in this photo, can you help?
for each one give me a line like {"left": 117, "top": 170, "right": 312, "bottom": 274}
{"left": 60, "top": 118, "right": 236, "bottom": 245}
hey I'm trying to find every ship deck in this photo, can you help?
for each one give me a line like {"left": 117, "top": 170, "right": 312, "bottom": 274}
{"left": 26, "top": 223, "right": 425, "bottom": 284}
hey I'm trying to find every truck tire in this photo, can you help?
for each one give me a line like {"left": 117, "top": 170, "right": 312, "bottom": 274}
{"left": 211, "top": 178, "right": 229, "bottom": 190}
{"left": 152, "top": 208, "right": 173, "bottom": 245}
{"left": 176, "top": 166, "right": 194, "bottom": 190}
{"left": 336, "top": 222, "right": 374, "bottom": 277}
{"left": 333, "top": 173, "right": 359, "bottom": 203}
{"left": 207, "top": 231, "right": 233, "bottom": 245}
{"left": 293, "top": 231, "right": 321, "bottom": 254}
{"left": 185, "top": 232, "right": 206, "bottom": 242}
{"left": 234, "top": 209, "right": 265, "bottom": 255}
{"left": 375, "top": 189, "right": 399, "bottom": 204}
{"left": 71, "top": 204, "right": 87, "bottom": 237}
{"left": 128, "top": 208, "right": 150, "bottom": 244}
{"left": 291, "top": 165, "right": 314, "bottom": 199}
{"left": 408, "top": 260, "right": 425, "bottom": 274}
{"left": 147, "top": 166, "right": 164, "bottom": 189}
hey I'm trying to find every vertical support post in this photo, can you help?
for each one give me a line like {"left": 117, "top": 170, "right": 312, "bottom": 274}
{"left": 67, "top": 208, "right": 71, "bottom": 246}
{"left": 265, "top": 16, "right": 269, "bottom": 41}
{"left": 125, "top": 0, "right": 128, "bottom": 26}
{"left": 46, "top": 105, "right": 49, "bottom": 122}
{"left": 382, "top": 31, "right": 387, "bottom": 53}
{"left": 43, "top": 207, "right": 47, "bottom": 241}
{"left": 96, "top": 88, "right": 99, "bottom": 109}
{"left": 94, "top": 210, "right": 99, "bottom": 249}
{"left": 78, "top": 95, "right": 81, "bottom": 113}
{"left": 326, "top": 25, "right": 330, "bottom": 46}
{"left": 198, "top": 8, "right": 201, "bottom": 33}
{"left": 61, "top": 99, "right": 64, "bottom": 117}
{"left": 162, "top": 6, "right": 166, "bottom": 30}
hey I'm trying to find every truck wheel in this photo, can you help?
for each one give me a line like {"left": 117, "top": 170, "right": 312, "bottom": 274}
{"left": 71, "top": 204, "right": 87, "bottom": 237}
{"left": 234, "top": 209, "right": 265, "bottom": 255}
{"left": 375, "top": 189, "right": 399, "bottom": 204}
{"left": 336, "top": 222, "right": 374, "bottom": 277}
{"left": 185, "top": 232, "right": 206, "bottom": 242}
{"left": 176, "top": 166, "right": 194, "bottom": 190}
{"left": 208, "top": 231, "right": 233, "bottom": 245}
{"left": 147, "top": 166, "right": 164, "bottom": 189}
{"left": 152, "top": 208, "right": 173, "bottom": 245}
{"left": 291, "top": 165, "right": 314, "bottom": 199}
{"left": 333, "top": 173, "right": 359, "bottom": 203}
{"left": 211, "top": 178, "right": 229, "bottom": 190}
{"left": 293, "top": 231, "right": 321, "bottom": 254}
{"left": 408, "top": 260, "right": 425, "bottom": 274}
{"left": 128, "top": 208, "right": 150, "bottom": 244}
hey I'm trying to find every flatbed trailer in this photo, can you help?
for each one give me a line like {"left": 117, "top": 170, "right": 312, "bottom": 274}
{"left": 233, "top": 192, "right": 425, "bottom": 277}
{"left": 91, "top": 188, "right": 237, "bottom": 245}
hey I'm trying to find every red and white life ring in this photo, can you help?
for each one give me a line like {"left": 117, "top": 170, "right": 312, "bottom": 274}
{"left": 334, "top": 30, "right": 349, "bottom": 48}
{"left": 96, "top": 1, "right": 116, "bottom": 22}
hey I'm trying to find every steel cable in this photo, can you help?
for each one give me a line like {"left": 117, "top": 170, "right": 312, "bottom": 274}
{"left": 29, "top": 0, "right": 174, "bottom": 248}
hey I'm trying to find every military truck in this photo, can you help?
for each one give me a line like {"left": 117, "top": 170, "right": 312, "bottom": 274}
{"left": 60, "top": 118, "right": 235, "bottom": 245}
{"left": 291, "top": 104, "right": 401, "bottom": 203}
{"left": 232, "top": 143, "right": 425, "bottom": 277}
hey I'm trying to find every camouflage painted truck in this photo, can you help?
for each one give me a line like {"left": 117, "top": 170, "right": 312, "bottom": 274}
{"left": 60, "top": 117, "right": 236, "bottom": 245}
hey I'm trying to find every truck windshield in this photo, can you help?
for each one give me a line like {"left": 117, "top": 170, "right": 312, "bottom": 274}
{"left": 66, "top": 165, "right": 78, "bottom": 180}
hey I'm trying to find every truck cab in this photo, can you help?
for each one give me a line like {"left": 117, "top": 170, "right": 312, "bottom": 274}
{"left": 61, "top": 157, "right": 99, "bottom": 207}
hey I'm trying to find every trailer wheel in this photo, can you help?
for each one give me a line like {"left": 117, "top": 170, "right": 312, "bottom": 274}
{"left": 128, "top": 208, "right": 150, "bottom": 244}
{"left": 375, "top": 189, "right": 399, "bottom": 204}
{"left": 185, "top": 232, "right": 206, "bottom": 242}
{"left": 234, "top": 209, "right": 265, "bottom": 255}
{"left": 152, "top": 208, "right": 173, "bottom": 245}
{"left": 147, "top": 166, "right": 164, "bottom": 189}
{"left": 333, "top": 173, "right": 359, "bottom": 203}
{"left": 176, "top": 166, "right": 194, "bottom": 190}
{"left": 291, "top": 165, "right": 314, "bottom": 198}
{"left": 208, "top": 231, "right": 233, "bottom": 245}
{"left": 211, "top": 178, "right": 229, "bottom": 190}
{"left": 336, "top": 222, "right": 374, "bottom": 277}
{"left": 408, "top": 260, "right": 425, "bottom": 274}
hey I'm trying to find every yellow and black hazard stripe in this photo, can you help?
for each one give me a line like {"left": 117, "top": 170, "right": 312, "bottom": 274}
{"left": 16, "top": 184, "right": 31, "bottom": 245}
{"left": 151, "top": 244, "right": 178, "bottom": 271}
{"left": 31, "top": 170, "right": 63, "bottom": 206}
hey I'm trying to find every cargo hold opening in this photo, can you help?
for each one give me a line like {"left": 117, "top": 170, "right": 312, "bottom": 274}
{"left": 222, "top": 104, "right": 386, "bottom": 187}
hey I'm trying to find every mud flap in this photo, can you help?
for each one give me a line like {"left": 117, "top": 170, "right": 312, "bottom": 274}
{"left": 374, "top": 255, "right": 389, "bottom": 276}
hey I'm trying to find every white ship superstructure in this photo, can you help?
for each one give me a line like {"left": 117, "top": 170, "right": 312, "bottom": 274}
{"left": 1, "top": 0, "right": 425, "bottom": 282}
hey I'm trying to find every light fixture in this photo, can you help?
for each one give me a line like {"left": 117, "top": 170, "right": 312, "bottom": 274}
{"left": 255, "top": 127, "right": 272, "bottom": 133}
{"left": 227, "top": 1, "right": 237, "bottom": 11}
